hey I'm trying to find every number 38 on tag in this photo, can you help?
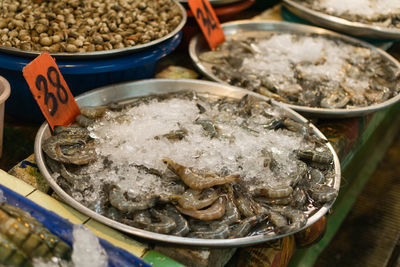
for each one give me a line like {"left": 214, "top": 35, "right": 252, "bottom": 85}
{"left": 23, "top": 52, "right": 80, "bottom": 130}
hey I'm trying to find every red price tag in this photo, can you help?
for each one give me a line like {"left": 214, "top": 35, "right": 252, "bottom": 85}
{"left": 23, "top": 52, "right": 80, "bottom": 130}
{"left": 188, "top": 0, "right": 225, "bottom": 50}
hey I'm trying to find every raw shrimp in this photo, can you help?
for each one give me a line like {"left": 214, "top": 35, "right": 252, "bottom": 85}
{"left": 175, "top": 196, "right": 227, "bottom": 220}
{"left": 162, "top": 158, "right": 240, "bottom": 190}
{"left": 109, "top": 186, "right": 158, "bottom": 212}
{"left": 169, "top": 188, "right": 219, "bottom": 210}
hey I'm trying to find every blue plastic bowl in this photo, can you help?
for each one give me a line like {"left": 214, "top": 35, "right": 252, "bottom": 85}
{"left": 2, "top": 32, "right": 181, "bottom": 122}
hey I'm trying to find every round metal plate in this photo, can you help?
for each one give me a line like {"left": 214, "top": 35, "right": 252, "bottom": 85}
{"left": 189, "top": 21, "right": 400, "bottom": 118}
{"left": 0, "top": 1, "right": 187, "bottom": 60}
{"left": 35, "top": 79, "right": 341, "bottom": 247}
{"left": 282, "top": 0, "right": 400, "bottom": 40}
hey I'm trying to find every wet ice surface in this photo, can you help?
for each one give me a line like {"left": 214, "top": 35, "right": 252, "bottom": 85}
{"left": 298, "top": 0, "right": 400, "bottom": 25}
{"left": 0, "top": 189, "right": 6, "bottom": 202}
{"left": 71, "top": 225, "right": 108, "bottom": 267}
{"left": 78, "top": 96, "right": 312, "bottom": 204}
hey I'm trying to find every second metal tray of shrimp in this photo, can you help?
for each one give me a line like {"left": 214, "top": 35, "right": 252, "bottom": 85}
{"left": 34, "top": 79, "right": 341, "bottom": 247}
{"left": 189, "top": 21, "right": 400, "bottom": 118}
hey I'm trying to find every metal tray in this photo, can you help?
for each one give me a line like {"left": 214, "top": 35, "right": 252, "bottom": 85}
{"left": 0, "top": 1, "right": 186, "bottom": 60}
{"left": 35, "top": 79, "right": 341, "bottom": 247}
{"left": 189, "top": 21, "right": 400, "bottom": 118}
{"left": 179, "top": 0, "right": 244, "bottom": 6}
{"left": 282, "top": 0, "right": 400, "bottom": 40}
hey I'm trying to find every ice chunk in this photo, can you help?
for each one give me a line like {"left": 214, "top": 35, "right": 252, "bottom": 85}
{"left": 0, "top": 189, "right": 6, "bottom": 203}
{"left": 71, "top": 225, "right": 108, "bottom": 267}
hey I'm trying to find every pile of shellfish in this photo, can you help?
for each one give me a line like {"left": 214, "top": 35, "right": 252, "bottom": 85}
{"left": 0, "top": 0, "right": 182, "bottom": 53}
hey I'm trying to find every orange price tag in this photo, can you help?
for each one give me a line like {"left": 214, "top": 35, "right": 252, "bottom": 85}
{"left": 22, "top": 52, "right": 80, "bottom": 130}
{"left": 188, "top": 0, "right": 225, "bottom": 50}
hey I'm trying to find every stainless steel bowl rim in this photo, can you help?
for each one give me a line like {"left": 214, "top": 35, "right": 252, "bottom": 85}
{"left": 0, "top": 1, "right": 187, "bottom": 60}
{"left": 35, "top": 78, "right": 341, "bottom": 247}
{"left": 189, "top": 20, "right": 400, "bottom": 118}
{"left": 282, "top": 0, "right": 400, "bottom": 39}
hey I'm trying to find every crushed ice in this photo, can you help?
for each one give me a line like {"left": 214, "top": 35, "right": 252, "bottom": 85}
{"left": 241, "top": 33, "right": 373, "bottom": 99}
{"left": 77, "top": 95, "right": 314, "bottom": 203}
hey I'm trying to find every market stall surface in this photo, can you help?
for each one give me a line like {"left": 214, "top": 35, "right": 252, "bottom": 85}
{"left": 314, "top": 131, "right": 400, "bottom": 267}
{"left": 1, "top": 2, "right": 400, "bottom": 266}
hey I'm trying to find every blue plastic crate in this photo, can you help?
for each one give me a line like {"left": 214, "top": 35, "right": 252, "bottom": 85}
{"left": 0, "top": 184, "right": 151, "bottom": 267}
